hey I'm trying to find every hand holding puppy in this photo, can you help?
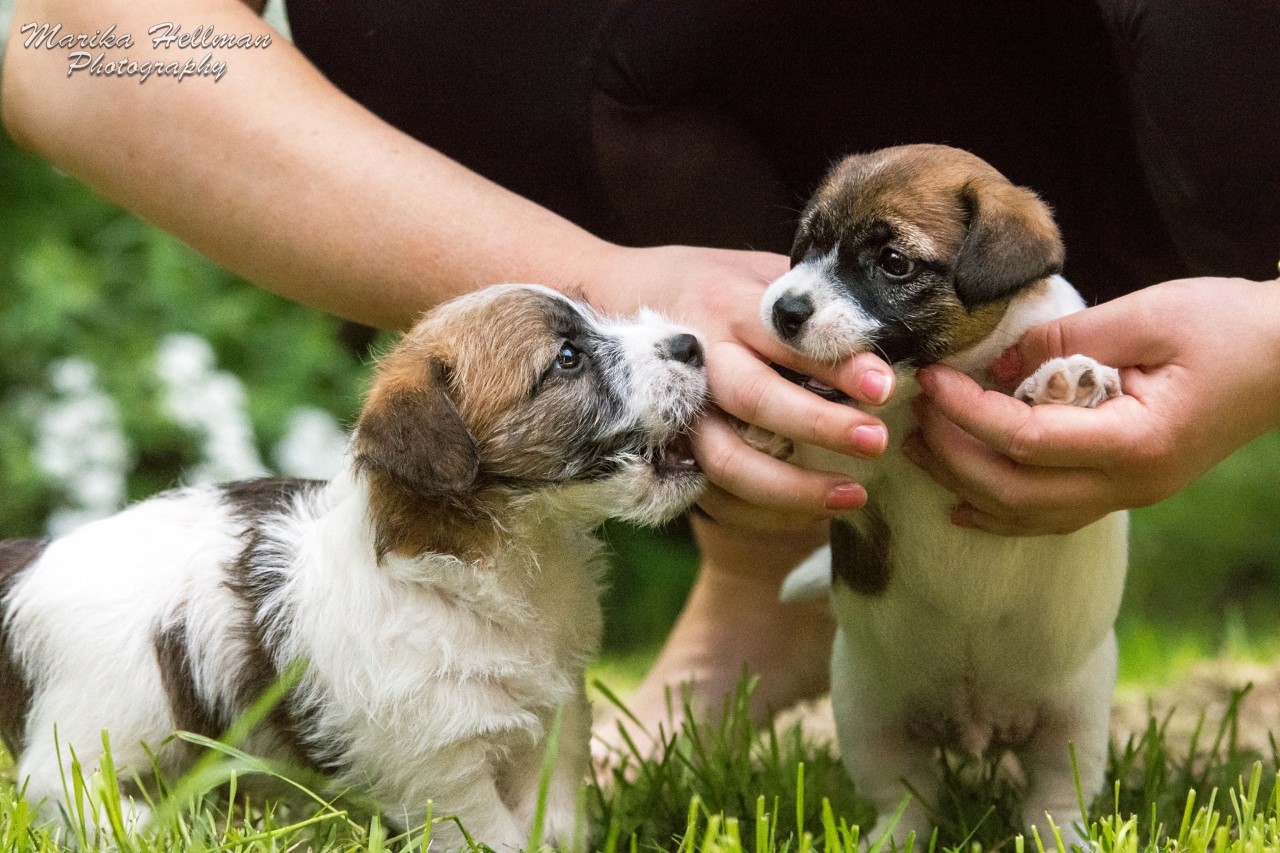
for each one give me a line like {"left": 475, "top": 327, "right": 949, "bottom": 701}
{"left": 585, "top": 244, "right": 895, "bottom": 534}
{"left": 910, "top": 276, "right": 1280, "bottom": 535}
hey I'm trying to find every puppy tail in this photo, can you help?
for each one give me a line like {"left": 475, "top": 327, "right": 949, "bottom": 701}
{"left": 778, "top": 546, "right": 832, "bottom": 602}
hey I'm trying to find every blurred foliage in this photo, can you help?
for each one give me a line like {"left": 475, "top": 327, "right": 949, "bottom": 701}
{"left": 2, "top": 122, "right": 1278, "bottom": 658}
{"left": 1125, "top": 431, "right": 1280, "bottom": 636}
{"left": 0, "top": 127, "right": 370, "bottom": 534}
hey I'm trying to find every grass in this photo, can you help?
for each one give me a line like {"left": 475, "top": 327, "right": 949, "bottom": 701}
{"left": 3, "top": 673, "right": 1280, "bottom": 853}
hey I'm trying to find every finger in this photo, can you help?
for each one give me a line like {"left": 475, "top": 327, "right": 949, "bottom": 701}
{"left": 737, "top": 324, "right": 897, "bottom": 407}
{"left": 903, "top": 430, "right": 1106, "bottom": 536}
{"left": 694, "top": 484, "right": 835, "bottom": 535}
{"left": 907, "top": 411, "right": 1112, "bottom": 518}
{"left": 693, "top": 412, "right": 869, "bottom": 512}
{"left": 707, "top": 342, "right": 889, "bottom": 457}
{"left": 917, "top": 365, "right": 1148, "bottom": 469}
{"left": 1005, "top": 291, "right": 1178, "bottom": 383}
{"left": 950, "top": 502, "right": 1106, "bottom": 537}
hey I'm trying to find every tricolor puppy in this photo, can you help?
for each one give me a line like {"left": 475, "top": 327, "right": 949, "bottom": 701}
{"left": 762, "top": 145, "right": 1127, "bottom": 845}
{"left": 0, "top": 285, "right": 706, "bottom": 848}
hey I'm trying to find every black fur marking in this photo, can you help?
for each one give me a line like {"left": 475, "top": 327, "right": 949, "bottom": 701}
{"left": 218, "top": 479, "right": 348, "bottom": 772}
{"left": 0, "top": 538, "right": 47, "bottom": 756}
{"left": 830, "top": 509, "right": 892, "bottom": 597}
{"left": 153, "top": 616, "right": 227, "bottom": 738}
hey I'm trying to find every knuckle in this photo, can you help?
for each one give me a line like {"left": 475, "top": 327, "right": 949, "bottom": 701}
{"left": 697, "top": 433, "right": 743, "bottom": 483}
{"left": 1003, "top": 417, "right": 1043, "bottom": 464}
{"left": 990, "top": 481, "right": 1026, "bottom": 514}
{"left": 809, "top": 404, "right": 846, "bottom": 445}
{"left": 732, "top": 370, "right": 774, "bottom": 420}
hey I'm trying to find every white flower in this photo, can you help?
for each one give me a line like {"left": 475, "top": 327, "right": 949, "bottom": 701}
{"left": 34, "top": 358, "right": 130, "bottom": 535}
{"left": 156, "top": 333, "right": 267, "bottom": 484}
{"left": 273, "top": 406, "right": 349, "bottom": 480}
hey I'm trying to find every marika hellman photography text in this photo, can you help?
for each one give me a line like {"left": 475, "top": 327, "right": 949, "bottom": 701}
{"left": 17, "top": 22, "right": 272, "bottom": 83}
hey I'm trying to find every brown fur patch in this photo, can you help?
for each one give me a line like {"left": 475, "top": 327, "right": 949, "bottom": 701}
{"left": 153, "top": 618, "right": 226, "bottom": 738}
{"left": 353, "top": 288, "right": 588, "bottom": 561}
{"left": 0, "top": 537, "right": 48, "bottom": 755}
{"left": 944, "top": 298, "right": 1013, "bottom": 356}
{"left": 803, "top": 145, "right": 1061, "bottom": 292}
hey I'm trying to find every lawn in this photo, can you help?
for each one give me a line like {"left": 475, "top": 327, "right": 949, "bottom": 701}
{"left": 2, "top": 665, "right": 1280, "bottom": 853}
{"left": 3, "top": 81, "right": 1280, "bottom": 853}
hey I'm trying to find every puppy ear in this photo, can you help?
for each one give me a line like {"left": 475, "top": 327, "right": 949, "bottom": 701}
{"left": 954, "top": 179, "right": 1064, "bottom": 308}
{"left": 354, "top": 358, "right": 478, "bottom": 499}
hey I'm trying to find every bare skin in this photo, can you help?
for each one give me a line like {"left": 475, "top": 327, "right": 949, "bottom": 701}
{"left": 3, "top": 0, "right": 891, "bottom": 740}
{"left": 908, "top": 277, "right": 1280, "bottom": 535}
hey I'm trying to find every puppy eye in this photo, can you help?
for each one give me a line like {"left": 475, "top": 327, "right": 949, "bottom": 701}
{"left": 877, "top": 247, "right": 917, "bottom": 279}
{"left": 554, "top": 341, "right": 583, "bottom": 372}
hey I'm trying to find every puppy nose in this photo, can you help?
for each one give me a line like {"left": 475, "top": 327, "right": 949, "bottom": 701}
{"left": 663, "top": 333, "right": 704, "bottom": 367}
{"left": 772, "top": 293, "right": 814, "bottom": 340}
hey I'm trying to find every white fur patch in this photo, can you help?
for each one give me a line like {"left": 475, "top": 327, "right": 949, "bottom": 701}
{"left": 760, "top": 251, "right": 882, "bottom": 362}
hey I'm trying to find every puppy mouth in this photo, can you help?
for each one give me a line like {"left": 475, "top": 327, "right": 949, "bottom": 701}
{"left": 771, "top": 364, "right": 853, "bottom": 405}
{"left": 649, "top": 430, "right": 699, "bottom": 477}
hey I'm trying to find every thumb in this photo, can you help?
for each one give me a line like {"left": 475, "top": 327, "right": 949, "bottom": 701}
{"left": 997, "top": 293, "right": 1177, "bottom": 383}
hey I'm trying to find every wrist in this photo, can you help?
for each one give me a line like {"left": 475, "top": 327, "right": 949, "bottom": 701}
{"left": 563, "top": 242, "right": 693, "bottom": 317}
{"left": 562, "top": 240, "right": 637, "bottom": 315}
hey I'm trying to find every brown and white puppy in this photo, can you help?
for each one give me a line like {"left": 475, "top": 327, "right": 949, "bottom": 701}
{"left": 762, "top": 145, "right": 1126, "bottom": 846}
{"left": 0, "top": 285, "right": 706, "bottom": 848}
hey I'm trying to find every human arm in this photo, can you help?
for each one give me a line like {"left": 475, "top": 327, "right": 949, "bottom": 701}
{"left": 3, "top": 0, "right": 893, "bottom": 525}
{"left": 905, "top": 277, "right": 1280, "bottom": 535}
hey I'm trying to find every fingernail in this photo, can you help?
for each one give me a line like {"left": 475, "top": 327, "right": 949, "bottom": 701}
{"left": 825, "top": 483, "right": 867, "bottom": 511}
{"left": 991, "top": 347, "right": 1022, "bottom": 385}
{"left": 858, "top": 370, "right": 892, "bottom": 405}
{"left": 851, "top": 424, "right": 888, "bottom": 456}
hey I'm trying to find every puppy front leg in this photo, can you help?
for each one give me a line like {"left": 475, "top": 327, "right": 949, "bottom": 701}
{"left": 379, "top": 742, "right": 526, "bottom": 852}
{"left": 1017, "top": 632, "right": 1117, "bottom": 850}
{"left": 830, "top": 637, "right": 936, "bottom": 846}
{"left": 508, "top": 693, "right": 592, "bottom": 848}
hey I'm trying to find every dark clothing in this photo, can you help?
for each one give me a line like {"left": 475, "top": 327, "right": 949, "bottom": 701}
{"left": 288, "top": 0, "right": 1280, "bottom": 304}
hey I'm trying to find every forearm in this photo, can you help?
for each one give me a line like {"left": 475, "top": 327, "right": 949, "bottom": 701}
{"left": 2, "top": 0, "right": 613, "bottom": 329}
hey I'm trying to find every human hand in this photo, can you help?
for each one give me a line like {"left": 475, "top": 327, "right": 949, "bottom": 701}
{"left": 583, "top": 244, "right": 895, "bottom": 533}
{"left": 906, "top": 277, "right": 1280, "bottom": 535}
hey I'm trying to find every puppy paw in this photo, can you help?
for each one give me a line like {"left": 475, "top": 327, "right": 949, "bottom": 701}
{"left": 1014, "top": 355, "right": 1121, "bottom": 408}
{"left": 733, "top": 419, "right": 795, "bottom": 460}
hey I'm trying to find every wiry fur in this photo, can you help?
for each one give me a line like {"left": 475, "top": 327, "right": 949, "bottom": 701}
{"left": 0, "top": 285, "right": 706, "bottom": 848}
{"left": 763, "top": 146, "right": 1128, "bottom": 846}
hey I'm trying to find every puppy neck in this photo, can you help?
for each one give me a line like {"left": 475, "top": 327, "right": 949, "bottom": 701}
{"left": 346, "top": 461, "right": 512, "bottom": 564}
{"left": 941, "top": 275, "right": 1085, "bottom": 387}
{"left": 349, "top": 462, "right": 605, "bottom": 567}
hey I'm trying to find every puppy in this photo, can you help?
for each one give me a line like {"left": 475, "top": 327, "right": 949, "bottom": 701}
{"left": 761, "top": 145, "right": 1127, "bottom": 845}
{"left": 0, "top": 285, "right": 706, "bottom": 848}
